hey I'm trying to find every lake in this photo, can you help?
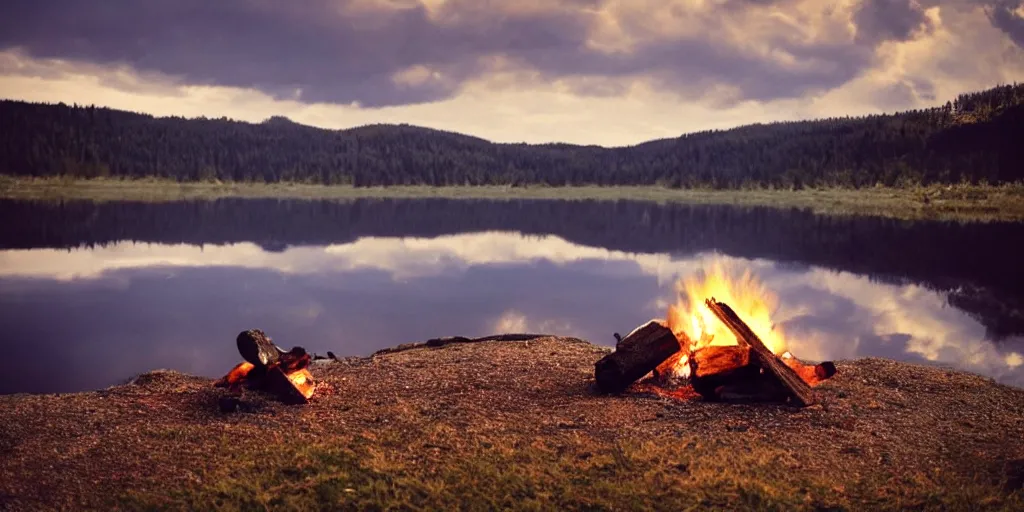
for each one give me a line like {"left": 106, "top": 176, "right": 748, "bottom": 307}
{"left": 1, "top": 198, "right": 1022, "bottom": 394}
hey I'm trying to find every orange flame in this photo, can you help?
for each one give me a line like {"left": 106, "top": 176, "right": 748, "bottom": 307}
{"left": 667, "top": 261, "right": 787, "bottom": 355}
{"left": 214, "top": 361, "right": 255, "bottom": 389}
{"left": 287, "top": 368, "right": 317, "bottom": 400}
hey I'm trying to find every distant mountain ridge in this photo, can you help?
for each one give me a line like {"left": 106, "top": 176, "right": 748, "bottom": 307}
{"left": 1, "top": 84, "right": 1022, "bottom": 187}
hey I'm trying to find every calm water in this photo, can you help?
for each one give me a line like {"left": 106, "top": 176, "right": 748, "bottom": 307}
{"left": 1, "top": 198, "right": 1022, "bottom": 394}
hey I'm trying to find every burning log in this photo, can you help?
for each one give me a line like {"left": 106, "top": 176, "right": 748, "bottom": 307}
{"left": 783, "top": 354, "right": 837, "bottom": 386}
{"left": 264, "top": 367, "right": 316, "bottom": 404}
{"left": 215, "top": 329, "right": 317, "bottom": 405}
{"left": 652, "top": 351, "right": 687, "bottom": 385}
{"left": 705, "top": 299, "right": 816, "bottom": 406}
{"left": 688, "top": 345, "right": 761, "bottom": 399}
{"left": 214, "top": 361, "right": 255, "bottom": 390}
{"left": 595, "top": 320, "right": 681, "bottom": 393}
{"left": 691, "top": 345, "right": 750, "bottom": 378}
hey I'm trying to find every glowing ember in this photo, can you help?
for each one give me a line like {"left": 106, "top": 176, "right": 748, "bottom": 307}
{"left": 667, "top": 261, "right": 787, "bottom": 356}
{"left": 214, "top": 361, "right": 255, "bottom": 389}
{"left": 287, "top": 368, "right": 317, "bottom": 400}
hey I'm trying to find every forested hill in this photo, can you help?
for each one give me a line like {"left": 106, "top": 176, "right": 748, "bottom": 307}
{"left": 1, "top": 84, "right": 1022, "bottom": 188}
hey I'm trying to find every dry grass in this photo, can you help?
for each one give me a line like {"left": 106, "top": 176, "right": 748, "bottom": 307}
{"left": 1, "top": 337, "right": 1023, "bottom": 511}
{"left": 3, "top": 176, "right": 1024, "bottom": 222}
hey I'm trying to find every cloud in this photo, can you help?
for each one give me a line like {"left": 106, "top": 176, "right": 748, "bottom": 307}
{"left": 0, "top": 0, "right": 609, "bottom": 107}
{"left": 1, "top": 1, "right": 1022, "bottom": 145}
{"left": 987, "top": 0, "right": 1024, "bottom": 47}
{"left": 854, "top": 0, "right": 931, "bottom": 43}
{"left": 4, "top": 0, "right": 1016, "bottom": 109}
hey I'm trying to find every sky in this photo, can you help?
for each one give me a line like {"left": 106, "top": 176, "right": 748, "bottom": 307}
{"left": 1, "top": 0, "right": 1024, "bottom": 146}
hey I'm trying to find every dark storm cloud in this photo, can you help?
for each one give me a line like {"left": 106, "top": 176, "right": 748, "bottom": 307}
{"left": 0, "top": 0, "right": 604, "bottom": 106}
{"left": 988, "top": 1, "right": 1024, "bottom": 47}
{"left": 0, "top": 0, "right": 1008, "bottom": 107}
{"left": 853, "top": 0, "right": 930, "bottom": 43}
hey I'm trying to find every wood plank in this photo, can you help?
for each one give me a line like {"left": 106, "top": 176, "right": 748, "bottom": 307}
{"left": 690, "top": 345, "right": 751, "bottom": 378}
{"left": 704, "top": 299, "right": 816, "bottom": 406}
{"left": 594, "top": 320, "right": 681, "bottom": 393}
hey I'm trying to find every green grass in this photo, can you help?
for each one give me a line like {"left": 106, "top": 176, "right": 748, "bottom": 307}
{"left": 3, "top": 176, "right": 1024, "bottom": 222}
{"left": 115, "top": 428, "right": 1023, "bottom": 511}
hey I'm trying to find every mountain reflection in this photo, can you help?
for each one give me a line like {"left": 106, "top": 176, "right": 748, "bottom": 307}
{"left": 0, "top": 198, "right": 1022, "bottom": 394}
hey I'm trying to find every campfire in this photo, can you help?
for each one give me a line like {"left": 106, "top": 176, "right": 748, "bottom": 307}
{"left": 214, "top": 329, "right": 317, "bottom": 405}
{"left": 595, "top": 264, "right": 836, "bottom": 406}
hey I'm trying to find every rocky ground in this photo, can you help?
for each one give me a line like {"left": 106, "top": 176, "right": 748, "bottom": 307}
{"left": 2, "top": 336, "right": 1023, "bottom": 511}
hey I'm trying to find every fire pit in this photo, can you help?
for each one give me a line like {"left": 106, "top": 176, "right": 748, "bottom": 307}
{"left": 214, "top": 329, "right": 317, "bottom": 405}
{"left": 595, "top": 265, "right": 837, "bottom": 406}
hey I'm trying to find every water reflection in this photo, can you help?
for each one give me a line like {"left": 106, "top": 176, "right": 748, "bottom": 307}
{"left": 1, "top": 233, "right": 1022, "bottom": 394}
{"left": 3, "top": 198, "right": 1023, "bottom": 340}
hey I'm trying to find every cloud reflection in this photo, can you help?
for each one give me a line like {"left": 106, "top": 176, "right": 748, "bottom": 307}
{"left": 0, "top": 232, "right": 1020, "bottom": 393}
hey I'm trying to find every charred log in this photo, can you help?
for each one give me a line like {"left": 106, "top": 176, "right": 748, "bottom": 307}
{"left": 278, "top": 347, "right": 311, "bottom": 373}
{"left": 236, "top": 329, "right": 283, "bottom": 368}
{"left": 816, "top": 361, "right": 838, "bottom": 380}
{"left": 595, "top": 320, "right": 681, "bottom": 394}
{"left": 264, "top": 367, "right": 316, "bottom": 405}
{"left": 714, "top": 376, "right": 791, "bottom": 403}
{"left": 219, "top": 329, "right": 318, "bottom": 404}
{"left": 705, "top": 299, "right": 816, "bottom": 406}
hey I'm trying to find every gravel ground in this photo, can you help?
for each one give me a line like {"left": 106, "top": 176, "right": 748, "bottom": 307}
{"left": 1, "top": 337, "right": 1022, "bottom": 511}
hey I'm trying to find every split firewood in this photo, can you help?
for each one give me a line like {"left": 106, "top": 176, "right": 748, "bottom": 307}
{"left": 652, "top": 351, "right": 687, "bottom": 385}
{"left": 688, "top": 345, "right": 761, "bottom": 399}
{"left": 594, "top": 320, "right": 681, "bottom": 393}
{"left": 690, "top": 345, "right": 750, "bottom": 378}
{"left": 705, "top": 299, "right": 816, "bottom": 406}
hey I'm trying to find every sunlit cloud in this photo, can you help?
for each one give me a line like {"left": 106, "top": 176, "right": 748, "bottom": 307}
{"left": 0, "top": 232, "right": 717, "bottom": 281}
{"left": 1, "top": 0, "right": 1021, "bottom": 145}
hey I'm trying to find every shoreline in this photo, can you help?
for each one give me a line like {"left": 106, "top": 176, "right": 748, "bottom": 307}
{"left": 1, "top": 337, "right": 1023, "bottom": 510}
{"left": 3, "top": 176, "right": 1024, "bottom": 222}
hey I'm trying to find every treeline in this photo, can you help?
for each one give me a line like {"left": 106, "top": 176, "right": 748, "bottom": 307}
{"left": 1, "top": 84, "right": 1022, "bottom": 188}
